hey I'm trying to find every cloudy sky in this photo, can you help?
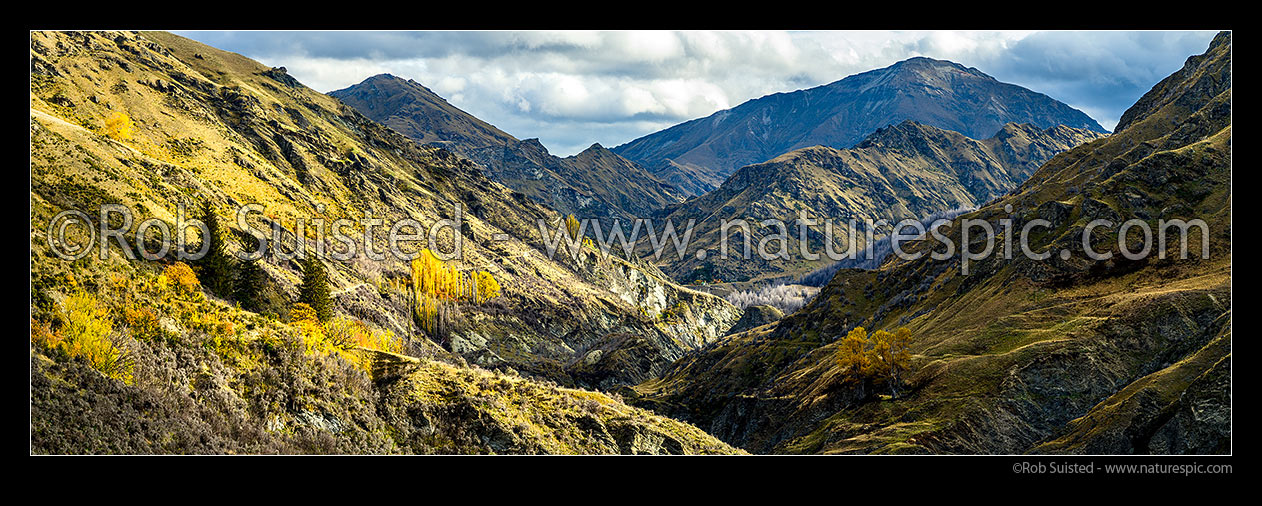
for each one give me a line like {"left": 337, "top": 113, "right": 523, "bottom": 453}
{"left": 178, "top": 30, "right": 1218, "bottom": 156}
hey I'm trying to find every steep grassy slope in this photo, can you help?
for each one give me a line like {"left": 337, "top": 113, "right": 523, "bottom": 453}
{"left": 614, "top": 57, "right": 1107, "bottom": 196}
{"left": 631, "top": 32, "right": 1231, "bottom": 455}
{"left": 648, "top": 122, "right": 1103, "bottom": 284}
{"left": 332, "top": 74, "right": 683, "bottom": 227}
{"left": 29, "top": 31, "right": 744, "bottom": 453}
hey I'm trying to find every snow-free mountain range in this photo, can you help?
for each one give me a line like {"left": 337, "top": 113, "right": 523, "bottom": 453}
{"left": 30, "top": 30, "right": 1230, "bottom": 454}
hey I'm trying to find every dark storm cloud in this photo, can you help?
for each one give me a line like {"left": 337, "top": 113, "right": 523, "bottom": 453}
{"left": 963, "top": 31, "right": 1219, "bottom": 131}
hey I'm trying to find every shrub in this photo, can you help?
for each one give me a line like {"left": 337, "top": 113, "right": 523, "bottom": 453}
{"left": 161, "top": 262, "right": 201, "bottom": 298}
{"left": 289, "top": 302, "right": 319, "bottom": 324}
{"left": 322, "top": 316, "right": 364, "bottom": 350}
{"left": 33, "top": 292, "right": 132, "bottom": 383}
{"left": 121, "top": 304, "right": 164, "bottom": 342}
{"left": 325, "top": 317, "right": 402, "bottom": 354}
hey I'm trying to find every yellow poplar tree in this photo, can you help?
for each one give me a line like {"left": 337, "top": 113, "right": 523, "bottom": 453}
{"left": 104, "top": 111, "right": 133, "bottom": 141}
{"left": 473, "top": 271, "right": 501, "bottom": 304}
{"left": 410, "top": 249, "right": 501, "bottom": 335}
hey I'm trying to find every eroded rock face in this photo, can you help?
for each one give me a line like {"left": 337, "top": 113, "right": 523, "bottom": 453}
{"left": 426, "top": 244, "right": 741, "bottom": 390}
{"left": 541, "top": 251, "right": 742, "bottom": 389}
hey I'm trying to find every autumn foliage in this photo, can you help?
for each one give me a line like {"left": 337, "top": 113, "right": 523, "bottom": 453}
{"left": 160, "top": 262, "right": 201, "bottom": 299}
{"left": 289, "top": 303, "right": 402, "bottom": 371}
{"left": 104, "top": 111, "right": 133, "bottom": 141}
{"left": 837, "top": 326, "right": 913, "bottom": 389}
{"left": 31, "top": 292, "right": 132, "bottom": 383}
{"left": 410, "top": 248, "right": 501, "bottom": 336}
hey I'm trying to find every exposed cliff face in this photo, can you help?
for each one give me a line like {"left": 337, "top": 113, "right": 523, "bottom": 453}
{"left": 332, "top": 74, "right": 683, "bottom": 228}
{"left": 632, "top": 33, "right": 1231, "bottom": 455}
{"left": 613, "top": 56, "right": 1107, "bottom": 196}
{"left": 29, "top": 30, "right": 742, "bottom": 453}
{"left": 647, "top": 121, "right": 1104, "bottom": 284}
{"left": 440, "top": 248, "right": 741, "bottom": 389}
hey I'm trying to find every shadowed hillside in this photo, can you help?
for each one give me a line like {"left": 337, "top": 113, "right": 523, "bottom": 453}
{"left": 647, "top": 121, "right": 1103, "bottom": 284}
{"left": 631, "top": 32, "right": 1230, "bottom": 455}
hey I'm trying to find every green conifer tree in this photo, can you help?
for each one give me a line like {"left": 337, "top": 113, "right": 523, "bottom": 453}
{"left": 298, "top": 255, "right": 332, "bottom": 322}
{"left": 234, "top": 257, "right": 267, "bottom": 312}
{"left": 197, "top": 201, "right": 235, "bottom": 296}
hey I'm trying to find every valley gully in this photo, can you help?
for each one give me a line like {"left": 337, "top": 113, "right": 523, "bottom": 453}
{"left": 47, "top": 203, "right": 1211, "bottom": 275}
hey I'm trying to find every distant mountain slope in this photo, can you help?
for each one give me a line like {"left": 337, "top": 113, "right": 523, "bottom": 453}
{"left": 332, "top": 74, "right": 683, "bottom": 225}
{"left": 648, "top": 121, "right": 1104, "bottom": 283}
{"left": 30, "top": 31, "right": 743, "bottom": 453}
{"left": 613, "top": 57, "right": 1108, "bottom": 196}
{"left": 465, "top": 139, "right": 685, "bottom": 223}
{"left": 631, "top": 32, "right": 1230, "bottom": 455}
{"left": 329, "top": 73, "right": 517, "bottom": 151}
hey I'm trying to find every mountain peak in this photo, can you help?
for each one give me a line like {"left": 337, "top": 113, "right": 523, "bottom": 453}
{"left": 576, "top": 142, "right": 607, "bottom": 155}
{"left": 863, "top": 56, "right": 996, "bottom": 88}
{"left": 364, "top": 72, "right": 402, "bottom": 82}
{"left": 855, "top": 119, "right": 938, "bottom": 143}
{"left": 614, "top": 54, "right": 1105, "bottom": 196}
{"left": 891, "top": 56, "right": 983, "bottom": 73}
{"left": 329, "top": 72, "right": 517, "bottom": 149}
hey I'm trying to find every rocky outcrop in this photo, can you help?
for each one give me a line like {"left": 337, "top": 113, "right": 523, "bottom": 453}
{"left": 448, "top": 247, "right": 741, "bottom": 390}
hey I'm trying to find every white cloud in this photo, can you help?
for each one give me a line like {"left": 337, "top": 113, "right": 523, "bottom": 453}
{"left": 178, "top": 30, "right": 1219, "bottom": 155}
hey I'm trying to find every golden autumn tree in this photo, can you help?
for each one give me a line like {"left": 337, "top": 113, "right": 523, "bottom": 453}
{"left": 837, "top": 325, "right": 914, "bottom": 391}
{"left": 104, "top": 111, "right": 133, "bottom": 141}
{"left": 563, "top": 214, "right": 595, "bottom": 252}
{"left": 865, "top": 329, "right": 895, "bottom": 379}
{"left": 410, "top": 249, "right": 501, "bottom": 336}
{"left": 565, "top": 214, "right": 581, "bottom": 240}
{"left": 473, "top": 270, "right": 501, "bottom": 304}
{"left": 411, "top": 249, "right": 448, "bottom": 336}
{"left": 838, "top": 326, "right": 870, "bottom": 379}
